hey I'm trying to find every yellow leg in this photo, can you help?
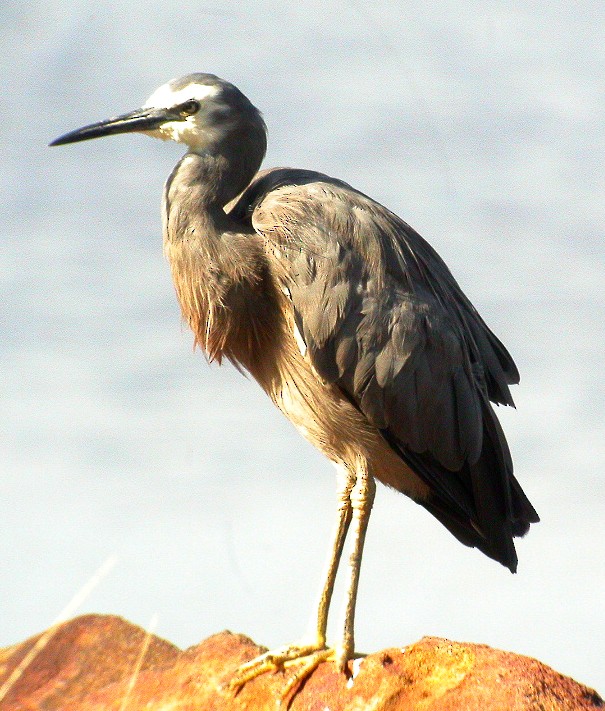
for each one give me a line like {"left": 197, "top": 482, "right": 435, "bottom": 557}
{"left": 313, "top": 464, "right": 355, "bottom": 647}
{"left": 335, "top": 464, "right": 376, "bottom": 670}
{"left": 229, "top": 462, "right": 374, "bottom": 705}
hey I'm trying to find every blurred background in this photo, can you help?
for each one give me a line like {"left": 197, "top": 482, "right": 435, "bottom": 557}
{"left": 1, "top": 0, "right": 603, "bottom": 694}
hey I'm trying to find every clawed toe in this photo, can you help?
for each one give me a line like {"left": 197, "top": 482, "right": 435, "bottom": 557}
{"left": 228, "top": 643, "right": 338, "bottom": 708}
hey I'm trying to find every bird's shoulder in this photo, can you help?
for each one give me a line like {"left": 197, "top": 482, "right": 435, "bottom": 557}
{"left": 229, "top": 167, "right": 428, "bottom": 283}
{"left": 228, "top": 166, "right": 365, "bottom": 235}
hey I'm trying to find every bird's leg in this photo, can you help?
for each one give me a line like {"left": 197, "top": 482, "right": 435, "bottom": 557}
{"left": 334, "top": 462, "right": 376, "bottom": 671}
{"left": 228, "top": 464, "right": 355, "bottom": 701}
{"left": 313, "top": 464, "right": 355, "bottom": 648}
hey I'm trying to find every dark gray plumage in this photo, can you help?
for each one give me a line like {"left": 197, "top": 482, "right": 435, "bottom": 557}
{"left": 230, "top": 168, "right": 537, "bottom": 571}
{"left": 50, "top": 73, "right": 539, "bottom": 694}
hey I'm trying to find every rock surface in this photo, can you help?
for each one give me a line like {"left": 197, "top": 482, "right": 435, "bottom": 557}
{"left": 0, "top": 614, "right": 601, "bottom": 710}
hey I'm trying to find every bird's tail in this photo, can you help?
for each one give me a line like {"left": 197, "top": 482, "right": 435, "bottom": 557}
{"left": 398, "top": 397, "right": 539, "bottom": 572}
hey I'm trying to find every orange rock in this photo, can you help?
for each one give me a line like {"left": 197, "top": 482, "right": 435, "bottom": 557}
{"left": 0, "top": 614, "right": 601, "bottom": 710}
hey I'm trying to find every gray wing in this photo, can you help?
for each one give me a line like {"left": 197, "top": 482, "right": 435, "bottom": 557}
{"left": 229, "top": 168, "right": 538, "bottom": 569}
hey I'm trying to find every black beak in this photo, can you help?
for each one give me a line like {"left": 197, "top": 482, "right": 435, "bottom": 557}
{"left": 49, "top": 107, "right": 175, "bottom": 146}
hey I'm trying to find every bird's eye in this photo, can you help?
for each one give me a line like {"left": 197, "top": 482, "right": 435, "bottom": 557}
{"left": 178, "top": 100, "right": 200, "bottom": 117}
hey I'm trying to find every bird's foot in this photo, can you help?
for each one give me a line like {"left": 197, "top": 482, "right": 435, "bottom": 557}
{"left": 229, "top": 642, "right": 347, "bottom": 708}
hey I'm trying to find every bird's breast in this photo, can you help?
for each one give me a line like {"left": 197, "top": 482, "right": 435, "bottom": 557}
{"left": 163, "top": 226, "right": 283, "bottom": 369}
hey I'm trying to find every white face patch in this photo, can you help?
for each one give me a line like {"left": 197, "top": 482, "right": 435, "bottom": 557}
{"left": 143, "top": 81, "right": 220, "bottom": 109}
{"left": 141, "top": 81, "right": 222, "bottom": 152}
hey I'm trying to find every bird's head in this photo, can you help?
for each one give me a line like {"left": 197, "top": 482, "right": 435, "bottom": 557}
{"left": 50, "top": 73, "right": 266, "bottom": 155}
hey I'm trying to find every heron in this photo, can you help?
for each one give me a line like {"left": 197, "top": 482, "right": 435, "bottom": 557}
{"left": 51, "top": 73, "right": 539, "bottom": 697}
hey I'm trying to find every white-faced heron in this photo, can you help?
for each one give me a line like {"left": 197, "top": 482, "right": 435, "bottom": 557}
{"left": 51, "top": 73, "right": 539, "bottom": 699}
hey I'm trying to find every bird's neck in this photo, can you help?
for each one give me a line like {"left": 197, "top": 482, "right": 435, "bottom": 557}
{"left": 164, "top": 149, "right": 250, "bottom": 209}
{"left": 162, "top": 152, "right": 277, "bottom": 368}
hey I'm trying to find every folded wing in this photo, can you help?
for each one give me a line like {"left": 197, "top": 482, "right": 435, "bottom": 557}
{"left": 229, "top": 168, "right": 538, "bottom": 570}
